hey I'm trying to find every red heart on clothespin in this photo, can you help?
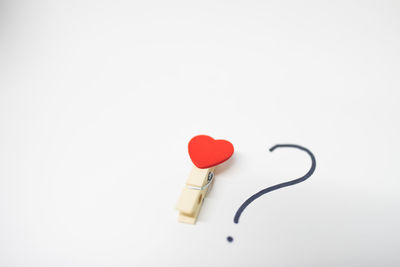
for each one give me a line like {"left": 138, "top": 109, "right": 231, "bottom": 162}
{"left": 188, "top": 135, "right": 234, "bottom": 169}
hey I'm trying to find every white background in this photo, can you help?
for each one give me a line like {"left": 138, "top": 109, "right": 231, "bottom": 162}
{"left": 1, "top": 1, "right": 399, "bottom": 266}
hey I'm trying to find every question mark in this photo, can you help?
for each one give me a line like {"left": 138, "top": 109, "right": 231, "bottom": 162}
{"left": 227, "top": 144, "right": 317, "bottom": 243}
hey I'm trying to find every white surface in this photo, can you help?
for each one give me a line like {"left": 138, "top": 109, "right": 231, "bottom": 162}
{"left": 1, "top": 1, "right": 400, "bottom": 266}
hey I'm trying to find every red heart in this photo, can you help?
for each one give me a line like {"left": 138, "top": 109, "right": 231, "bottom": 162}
{"left": 188, "top": 135, "right": 234, "bottom": 169}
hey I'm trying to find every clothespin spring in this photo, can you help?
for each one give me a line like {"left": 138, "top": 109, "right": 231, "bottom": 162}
{"left": 186, "top": 172, "right": 214, "bottom": 191}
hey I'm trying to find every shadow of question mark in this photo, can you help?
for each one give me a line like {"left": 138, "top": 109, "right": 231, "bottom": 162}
{"left": 227, "top": 144, "right": 317, "bottom": 243}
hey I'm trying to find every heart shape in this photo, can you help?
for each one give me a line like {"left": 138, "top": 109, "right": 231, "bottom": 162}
{"left": 188, "top": 135, "right": 234, "bottom": 169}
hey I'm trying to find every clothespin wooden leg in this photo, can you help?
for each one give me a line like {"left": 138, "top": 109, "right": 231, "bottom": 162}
{"left": 176, "top": 166, "right": 215, "bottom": 224}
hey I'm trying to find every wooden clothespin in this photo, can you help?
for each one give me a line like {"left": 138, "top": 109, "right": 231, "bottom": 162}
{"left": 176, "top": 135, "right": 234, "bottom": 224}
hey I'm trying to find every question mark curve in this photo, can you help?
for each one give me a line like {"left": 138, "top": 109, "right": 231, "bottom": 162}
{"left": 233, "top": 144, "right": 317, "bottom": 224}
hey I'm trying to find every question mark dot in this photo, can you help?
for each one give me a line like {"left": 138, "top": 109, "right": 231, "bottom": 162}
{"left": 227, "top": 236, "right": 234, "bottom": 243}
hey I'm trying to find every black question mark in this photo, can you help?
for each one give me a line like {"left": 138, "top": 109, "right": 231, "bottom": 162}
{"left": 227, "top": 144, "right": 317, "bottom": 243}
